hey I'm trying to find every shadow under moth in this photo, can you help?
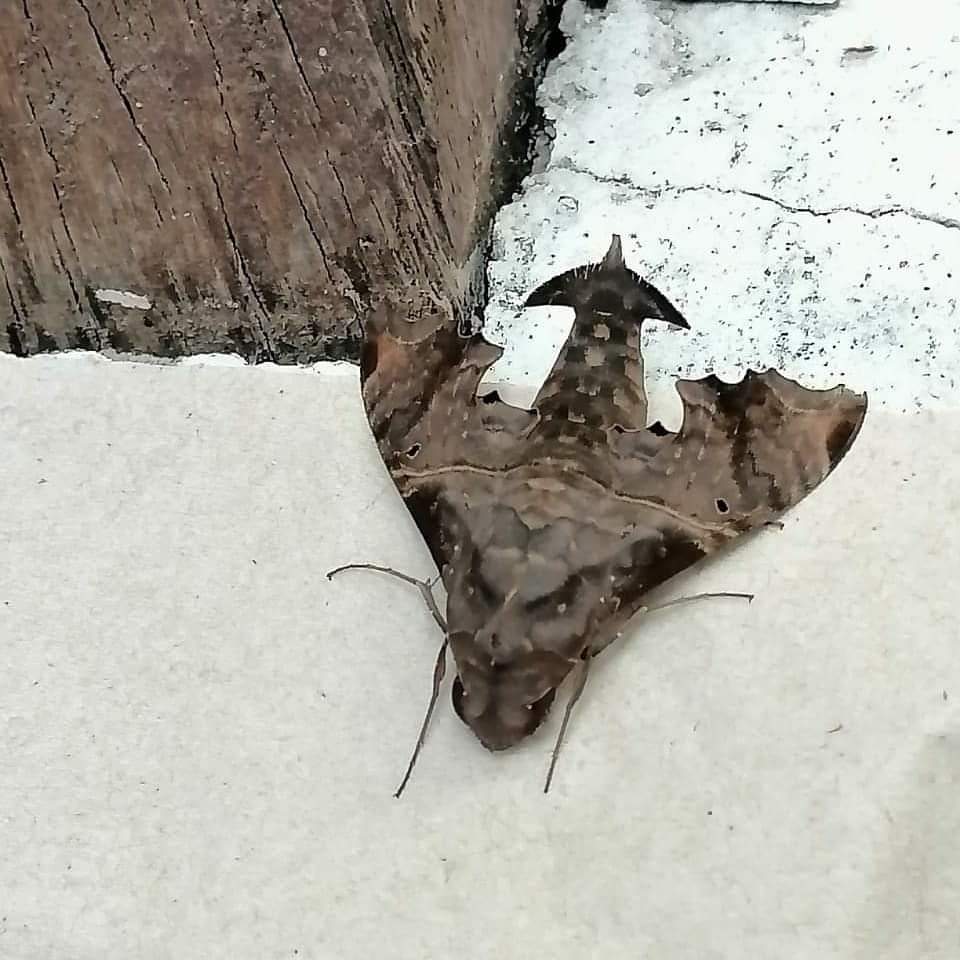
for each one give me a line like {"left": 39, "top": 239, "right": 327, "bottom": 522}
{"left": 331, "top": 236, "right": 867, "bottom": 795}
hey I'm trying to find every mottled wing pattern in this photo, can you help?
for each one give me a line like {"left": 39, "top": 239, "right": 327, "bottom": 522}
{"left": 358, "top": 237, "right": 867, "bottom": 755}
{"left": 361, "top": 305, "right": 536, "bottom": 573}
{"left": 362, "top": 318, "right": 533, "bottom": 476}
{"left": 609, "top": 368, "right": 867, "bottom": 535}
{"left": 515, "top": 239, "right": 866, "bottom": 657}
{"left": 578, "top": 368, "right": 867, "bottom": 656}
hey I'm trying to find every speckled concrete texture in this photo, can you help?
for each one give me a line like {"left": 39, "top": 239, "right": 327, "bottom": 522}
{"left": 485, "top": 0, "right": 960, "bottom": 422}
{"left": 2, "top": 355, "right": 959, "bottom": 959}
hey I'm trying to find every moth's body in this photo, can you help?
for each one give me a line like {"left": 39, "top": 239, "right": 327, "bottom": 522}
{"left": 428, "top": 467, "right": 713, "bottom": 749}
{"left": 360, "top": 237, "right": 867, "bottom": 755}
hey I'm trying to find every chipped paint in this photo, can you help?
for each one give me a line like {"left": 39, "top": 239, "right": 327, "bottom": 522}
{"left": 94, "top": 289, "right": 153, "bottom": 310}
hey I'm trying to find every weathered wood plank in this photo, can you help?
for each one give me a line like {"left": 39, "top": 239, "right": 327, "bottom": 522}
{"left": 0, "top": 0, "right": 556, "bottom": 362}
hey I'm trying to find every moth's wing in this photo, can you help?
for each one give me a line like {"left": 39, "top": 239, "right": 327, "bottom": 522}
{"left": 524, "top": 235, "right": 689, "bottom": 442}
{"left": 569, "top": 369, "right": 867, "bottom": 657}
{"left": 361, "top": 317, "right": 537, "bottom": 570}
{"left": 610, "top": 367, "right": 867, "bottom": 549}
{"left": 362, "top": 320, "right": 535, "bottom": 466}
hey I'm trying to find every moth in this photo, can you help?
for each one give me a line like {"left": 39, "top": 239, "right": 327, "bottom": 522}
{"left": 331, "top": 235, "right": 867, "bottom": 794}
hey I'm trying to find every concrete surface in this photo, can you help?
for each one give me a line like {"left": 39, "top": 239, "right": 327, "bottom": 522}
{"left": 484, "top": 0, "right": 960, "bottom": 422}
{"left": 2, "top": 356, "right": 958, "bottom": 959}
{"left": 2, "top": 355, "right": 958, "bottom": 958}
{"left": 3, "top": 0, "right": 960, "bottom": 957}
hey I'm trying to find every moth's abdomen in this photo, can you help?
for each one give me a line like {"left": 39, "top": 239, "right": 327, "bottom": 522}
{"left": 534, "top": 310, "right": 648, "bottom": 444}
{"left": 526, "top": 235, "right": 689, "bottom": 441}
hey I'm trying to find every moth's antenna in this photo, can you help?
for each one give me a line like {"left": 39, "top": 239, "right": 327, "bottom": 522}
{"left": 394, "top": 637, "right": 449, "bottom": 798}
{"left": 543, "top": 655, "right": 591, "bottom": 794}
{"left": 326, "top": 562, "right": 446, "bottom": 633}
{"left": 326, "top": 562, "right": 450, "bottom": 797}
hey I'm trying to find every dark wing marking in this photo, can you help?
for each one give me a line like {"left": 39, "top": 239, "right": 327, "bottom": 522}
{"left": 536, "top": 368, "right": 868, "bottom": 660}
{"left": 609, "top": 368, "right": 868, "bottom": 538}
{"left": 363, "top": 321, "right": 535, "bottom": 472}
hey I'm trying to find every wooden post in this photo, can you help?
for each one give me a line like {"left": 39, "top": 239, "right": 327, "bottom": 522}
{"left": 0, "top": 0, "right": 558, "bottom": 362}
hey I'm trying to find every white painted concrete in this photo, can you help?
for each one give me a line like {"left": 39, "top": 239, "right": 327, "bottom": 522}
{"left": 3, "top": 0, "right": 959, "bottom": 956}
{"left": 2, "top": 355, "right": 958, "bottom": 958}
{"left": 485, "top": 0, "right": 960, "bottom": 423}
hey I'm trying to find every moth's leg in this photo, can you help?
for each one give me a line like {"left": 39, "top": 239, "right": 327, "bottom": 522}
{"left": 540, "top": 591, "right": 754, "bottom": 791}
{"left": 588, "top": 591, "right": 754, "bottom": 659}
{"left": 543, "top": 654, "right": 591, "bottom": 795}
{"left": 326, "top": 562, "right": 446, "bottom": 633}
{"left": 394, "top": 636, "right": 449, "bottom": 798}
{"left": 639, "top": 590, "right": 754, "bottom": 617}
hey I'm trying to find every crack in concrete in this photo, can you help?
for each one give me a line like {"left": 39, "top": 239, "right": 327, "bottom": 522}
{"left": 558, "top": 161, "right": 960, "bottom": 232}
{"left": 721, "top": 187, "right": 960, "bottom": 232}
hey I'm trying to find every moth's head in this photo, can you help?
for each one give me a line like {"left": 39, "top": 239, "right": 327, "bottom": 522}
{"left": 448, "top": 634, "right": 572, "bottom": 750}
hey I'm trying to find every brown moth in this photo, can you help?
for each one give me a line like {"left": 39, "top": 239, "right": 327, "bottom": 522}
{"left": 333, "top": 235, "right": 867, "bottom": 794}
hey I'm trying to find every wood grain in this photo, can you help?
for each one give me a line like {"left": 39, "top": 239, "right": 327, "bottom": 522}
{"left": 0, "top": 0, "right": 556, "bottom": 361}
